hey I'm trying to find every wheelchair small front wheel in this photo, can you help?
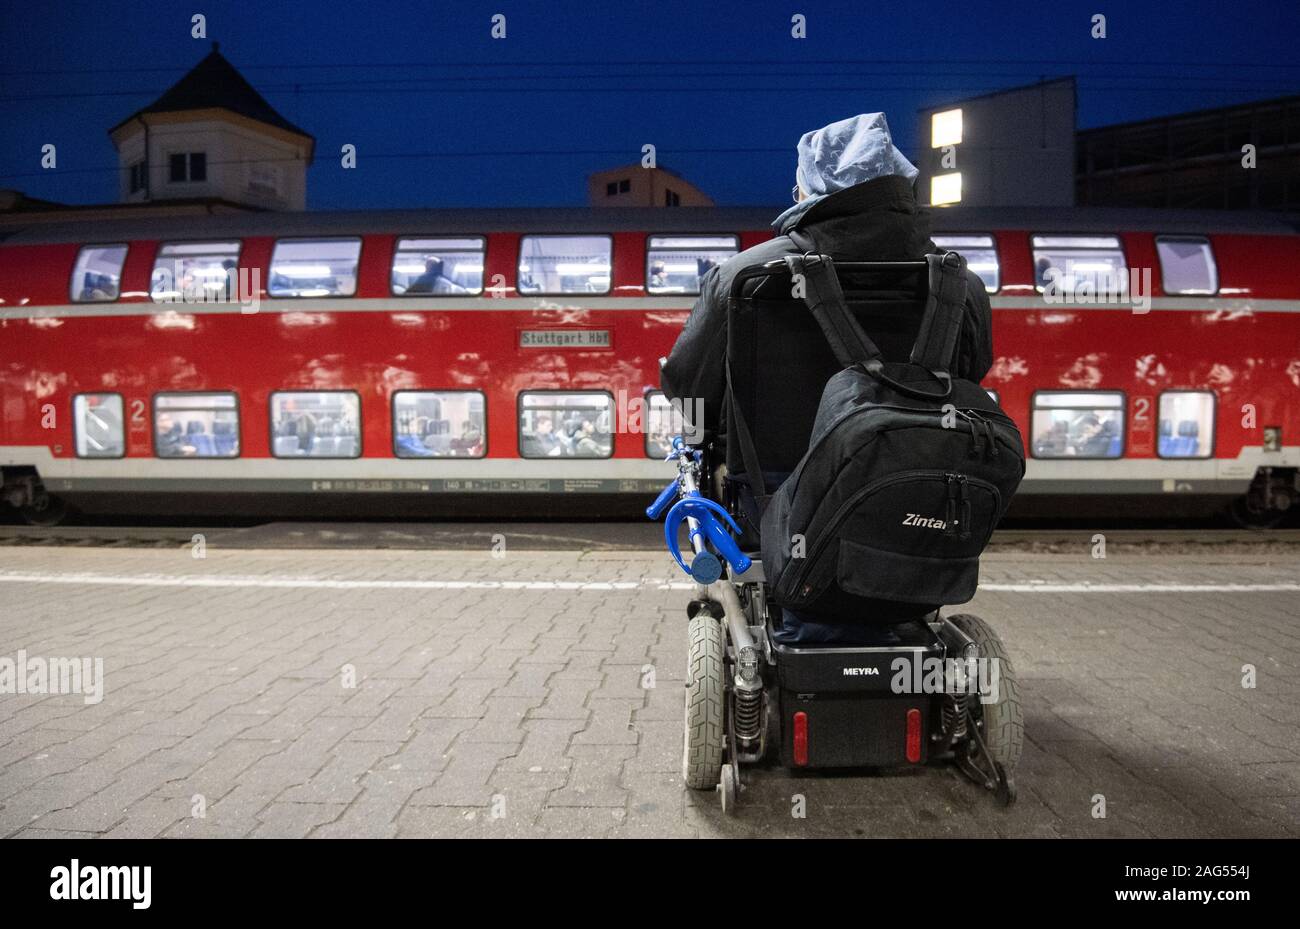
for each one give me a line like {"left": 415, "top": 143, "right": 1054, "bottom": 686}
{"left": 683, "top": 614, "right": 725, "bottom": 790}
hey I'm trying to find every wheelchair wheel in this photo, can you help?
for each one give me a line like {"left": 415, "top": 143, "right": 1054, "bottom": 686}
{"left": 949, "top": 614, "right": 1023, "bottom": 778}
{"left": 683, "top": 613, "right": 725, "bottom": 790}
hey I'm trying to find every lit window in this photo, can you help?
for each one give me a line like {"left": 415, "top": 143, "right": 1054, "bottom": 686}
{"left": 519, "top": 391, "right": 613, "bottom": 459}
{"left": 393, "top": 391, "right": 486, "bottom": 458}
{"left": 268, "top": 238, "right": 362, "bottom": 298}
{"left": 154, "top": 393, "right": 239, "bottom": 459}
{"left": 517, "top": 236, "right": 611, "bottom": 295}
{"left": 930, "top": 172, "right": 962, "bottom": 206}
{"left": 1032, "top": 235, "right": 1127, "bottom": 297}
{"left": 644, "top": 391, "right": 683, "bottom": 459}
{"left": 73, "top": 394, "right": 124, "bottom": 459}
{"left": 71, "top": 244, "right": 127, "bottom": 303}
{"left": 932, "top": 234, "right": 999, "bottom": 293}
{"left": 391, "top": 237, "right": 484, "bottom": 296}
{"left": 270, "top": 391, "right": 361, "bottom": 458}
{"left": 151, "top": 241, "right": 240, "bottom": 302}
{"left": 1031, "top": 392, "right": 1125, "bottom": 459}
{"left": 646, "top": 235, "right": 738, "bottom": 295}
{"left": 1156, "top": 237, "right": 1218, "bottom": 295}
{"left": 1158, "top": 391, "right": 1215, "bottom": 459}
{"left": 931, "top": 109, "right": 963, "bottom": 147}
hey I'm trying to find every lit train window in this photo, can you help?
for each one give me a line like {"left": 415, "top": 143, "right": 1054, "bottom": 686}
{"left": 519, "top": 391, "right": 613, "bottom": 459}
{"left": 1158, "top": 391, "right": 1215, "bottom": 459}
{"left": 153, "top": 393, "right": 239, "bottom": 458}
{"left": 517, "top": 236, "right": 611, "bottom": 295}
{"left": 391, "top": 237, "right": 484, "bottom": 296}
{"left": 1030, "top": 391, "right": 1125, "bottom": 459}
{"left": 269, "top": 391, "right": 362, "bottom": 458}
{"left": 1031, "top": 235, "right": 1127, "bottom": 297}
{"left": 1156, "top": 237, "right": 1218, "bottom": 295}
{"left": 150, "top": 241, "right": 241, "bottom": 302}
{"left": 645, "top": 391, "right": 682, "bottom": 458}
{"left": 393, "top": 390, "right": 486, "bottom": 458}
{"left": 932, "top": 235, "right": 999, "bottom": 293}
{"left": 72, "top": 394, "right": 124, "bottom": 459}
{"left": 268, "top": 238, "right": 362, "bottom": 298}
{"left": 70, "top": 244, "right": 127, "bottom": 302}
{"left": 646, "top": 235, "right": 738, "bottom": 295}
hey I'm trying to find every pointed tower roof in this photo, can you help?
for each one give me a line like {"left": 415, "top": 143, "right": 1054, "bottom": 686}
{"left": 109, "top": 43, "right": 312, "bottom": 141}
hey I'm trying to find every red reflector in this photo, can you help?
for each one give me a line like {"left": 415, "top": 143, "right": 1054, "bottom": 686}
{"left": 905, "top": 708, "right": 922, "bottom": 763}
{"left": 792, "top": 711, "right": 809, "bottom": 766}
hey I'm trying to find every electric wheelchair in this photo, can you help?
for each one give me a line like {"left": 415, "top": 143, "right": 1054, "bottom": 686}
{"left": 648, "top": 252, "right": 1023, "bottom": 814}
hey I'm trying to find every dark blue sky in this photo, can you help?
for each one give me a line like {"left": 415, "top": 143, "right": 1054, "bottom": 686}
{"left": 2, "top": 0, "right": 1297, "bottom": 210}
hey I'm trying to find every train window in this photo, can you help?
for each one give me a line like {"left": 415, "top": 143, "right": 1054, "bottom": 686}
{"left": 393, "top": 390, "right": 486, "bottom": 458}
{"left": 268, "top": 238, "right": 362, "bottom": 298}
{"left": 645, "top": 391, "right": 683, "bottom": 458}
{"left": 391, "top": 237, "right": 485, "bottom": 296}
{"left": 1031, "top": 235, "right": 1127, "bottom": 297}
{"left": 932, "top": 235, "right": 999, "bottom": 293}
{"left": 517, "top": 236, "right": 611, "bottom": 295}
{"left": 646, "top": 235, "right": 738, "bottom": 295}
{"left": 151, "top": 241, "right": 241, "bottom": 302}
{"left": 1156, "top": 237, "right": 1218, "bottom": 295}
{"left": 519, "top": 391, "right": 614, "bottom": 459}
{"left": 269, "top": 391, "right": 362, "bottom": 458}
{"left": 1030, "top": 392, "right": 1125, "bottom": 459}
{"left": 1158, "top": 391, "right": 1215, "bottom": 459}
{"left": 70, "top": 244, "right": 127, "bottom": 303}
{"left": 72, "top": 393, "right": 124, "bottom": 459}
{"left": 153, "top": 393, "right": 239, "bottom": 458}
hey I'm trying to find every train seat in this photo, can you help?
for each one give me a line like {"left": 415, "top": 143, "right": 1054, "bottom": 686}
{"left": 273, "top": 435, "right": 300, "bottom": 456}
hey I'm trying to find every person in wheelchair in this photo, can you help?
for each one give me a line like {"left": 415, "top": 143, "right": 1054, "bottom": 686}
{"left": 661, "top": 113, "right": 997, "bottom": 647}
{"left": 662, "top": 111, "right": 992, "bottom": 453}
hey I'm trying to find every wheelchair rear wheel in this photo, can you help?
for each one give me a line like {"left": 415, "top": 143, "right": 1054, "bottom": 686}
{"left": 949, "top": 613, "right": 1023, "bottom": 803}
{"left": 683, "top": 614, "right": 725, "bottom": 790}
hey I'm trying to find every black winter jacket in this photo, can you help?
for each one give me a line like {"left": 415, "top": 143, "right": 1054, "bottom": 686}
{"left": 660, "top": 175, "right": 993, "bottom": 436}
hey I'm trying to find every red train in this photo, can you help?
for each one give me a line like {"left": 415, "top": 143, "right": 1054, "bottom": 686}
{"left": 1, "top": 206, "right": 1297, "bottom": 525}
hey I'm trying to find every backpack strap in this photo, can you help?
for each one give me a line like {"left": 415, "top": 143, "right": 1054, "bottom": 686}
{"left": 785, "top": 229, "right": 883, "bottom": 368}
{"left": 909, "top": 251, "right": 968, "bottom": 377}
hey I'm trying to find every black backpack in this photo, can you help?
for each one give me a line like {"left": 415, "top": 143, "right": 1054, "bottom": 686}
{"left": 728, "top": 251, "right": 1025, "bottom": 622}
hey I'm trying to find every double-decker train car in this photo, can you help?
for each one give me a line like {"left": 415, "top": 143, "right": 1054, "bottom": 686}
{"left": 1, "top": 206, "right": 1297, "bottom": 525}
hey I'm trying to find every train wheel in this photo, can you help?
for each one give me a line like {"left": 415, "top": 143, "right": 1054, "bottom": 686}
{"left": 1229, "top": 496, "right": 1285, "bottom": 530}
{"left": 18, "top": 493, "right": 68, "bottom": 527}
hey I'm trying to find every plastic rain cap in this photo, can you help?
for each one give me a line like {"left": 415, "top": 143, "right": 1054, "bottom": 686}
{"left": 773, "top": 112, "right": 918, "bottom": 230}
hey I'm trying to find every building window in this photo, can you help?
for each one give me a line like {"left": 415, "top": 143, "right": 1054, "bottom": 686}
{"left": 154, "top": 393, "right": 239, "bottom": 458}
{"left": 270, "top": 391, "right": 362, "bottom": 458}
{"left": 517, "top": 236, "right": 611, "bottom": 295}
{"left": 128, "top": 161, "right": 146, "bottom": 193}
{"left": 268, "top": 238, "right": 362, "bottom": 298}
{"left": 644, "top": 391, "right": 682, "bottom": 459}
{"left": 665, "top": 189, "right": 681, "bottom": 207}
{"left": 72, "top": 394, "right": 125, "bottom": 459}
{"left": 1156, "top": 236, "right": 1218, "bottom": 295}
{"left": 168, "top": 152, "right": 207, "bottom": 183}
{"left": 932, "top": 234, "right": 999, "bottom": 293}
{"left": 646, "top": 235, "right": 737, "bottom": 295}
{"left": 1032, "top": 235, "right": 1127, "bottom": 296}
{"left": 619, "top": 179, "right": 630, "bottom": 193}
{"left": 606, "top": 181, "right": 618, "bottom": 197}
{"left": 391, "top": 237, "right": 484, "bottom": 296}
{"left": 393, "top": 391, "right": 486, "bottom": 458}
{"left": 150, "top": 241, "right": 241, "bottom": 302}
{"left": 70, "top": 244, "right": 127, "bottom": 303}
{"left": 1158, "top": 391, "right": 1215, "bottom": 459}
{"left": 519, "top": 391, "right": 614, "bottom": 459}
{"left": 1031, "top": 391, "right": 1125, "bottom": 459}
